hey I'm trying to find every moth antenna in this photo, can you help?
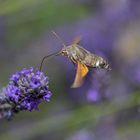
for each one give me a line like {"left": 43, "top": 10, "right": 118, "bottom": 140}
{"left": 39, "top": 51, "right": 60, "bottom": 71}
{"left": 51, "top": 31, "right": 66, "bottom": 48}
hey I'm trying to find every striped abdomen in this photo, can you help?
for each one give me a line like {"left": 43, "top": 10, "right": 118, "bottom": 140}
{"left": 82, "top": 53, "right": 103, "bottom": 68}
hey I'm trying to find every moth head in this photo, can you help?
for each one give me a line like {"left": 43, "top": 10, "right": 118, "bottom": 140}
{"left": 61, "top": 48, "right": 68, "bottom": 56}
{"left": 61, "top": 44, "right": 77, "bottom": 56}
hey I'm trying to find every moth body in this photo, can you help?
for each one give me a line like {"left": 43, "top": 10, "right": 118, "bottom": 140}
{"left": 41, "top": 31, "right": 112, "bottom": 88}
{"left": 60, "top": 44, "right": 111, "bottom": 71}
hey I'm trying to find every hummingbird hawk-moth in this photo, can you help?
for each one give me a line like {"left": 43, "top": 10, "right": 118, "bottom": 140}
{"left": 40, "top": 31, "right": 111, "bottom": 88}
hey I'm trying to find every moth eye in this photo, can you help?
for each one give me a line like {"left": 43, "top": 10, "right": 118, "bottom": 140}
{"left": 62, "top": 50, "right": 67, "bottom": 56}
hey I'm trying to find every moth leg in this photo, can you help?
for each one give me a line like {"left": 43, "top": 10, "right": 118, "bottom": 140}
{"left": 70, "top": 56, "right": 77, "bottom": 64}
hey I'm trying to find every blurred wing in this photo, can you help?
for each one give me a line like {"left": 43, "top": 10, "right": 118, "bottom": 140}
{"left": 72, "top": 36, "right": 81, "bottom": 44}
{"left": 71, "top": 61, "right": 89, "bottom": 88}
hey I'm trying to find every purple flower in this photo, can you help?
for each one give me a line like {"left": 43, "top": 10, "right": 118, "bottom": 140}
{"left": 5, "top": 67, "right": 52, "bottom": 111}
{"left": 0, "top": 88, "right": 13, "bottom": 119}
{"left": 87, "top": 89, "right": 100, "bottom": 102}
{"left": 122, "top": 60, "right": 140, "bottom": 88}
{"left": 86, "top": 70, "right": 110, "bottom": 103}
{"left": 67, "top": 129, "right": 94, "bottom": 140}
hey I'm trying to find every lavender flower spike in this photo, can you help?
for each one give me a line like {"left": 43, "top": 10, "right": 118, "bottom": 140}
{"left": 0, "top": 88, "right": 13, "bottom": 119}
{"left": 6, "top": 67, "right": 52, "bottom": 112}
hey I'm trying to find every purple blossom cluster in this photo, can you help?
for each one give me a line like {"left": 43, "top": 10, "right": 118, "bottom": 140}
{"left": 0, "top": 88, "right": 12, "bottom": 119}
{"left": 0, "top": 67, "right": 52, "bottom": 119}
{"left": 87, "top": 70, "right": 110, "bottom": 103}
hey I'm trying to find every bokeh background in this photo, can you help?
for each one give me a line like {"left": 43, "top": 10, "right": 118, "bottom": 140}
{"left": 0, "top": 0, "right": 140, "bottom": 140}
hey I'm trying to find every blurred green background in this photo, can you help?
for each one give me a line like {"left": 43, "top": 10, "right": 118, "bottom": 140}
{"left": 0, "top": 0, "right": 140, "bottom": 140}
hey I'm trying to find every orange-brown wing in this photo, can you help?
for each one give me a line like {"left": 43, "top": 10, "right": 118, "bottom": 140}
{"left": 72, "top": 36, "right": 81, "bottom": 44}
{"left": 71, "top": 61, "right": 89, "bottom": 88}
